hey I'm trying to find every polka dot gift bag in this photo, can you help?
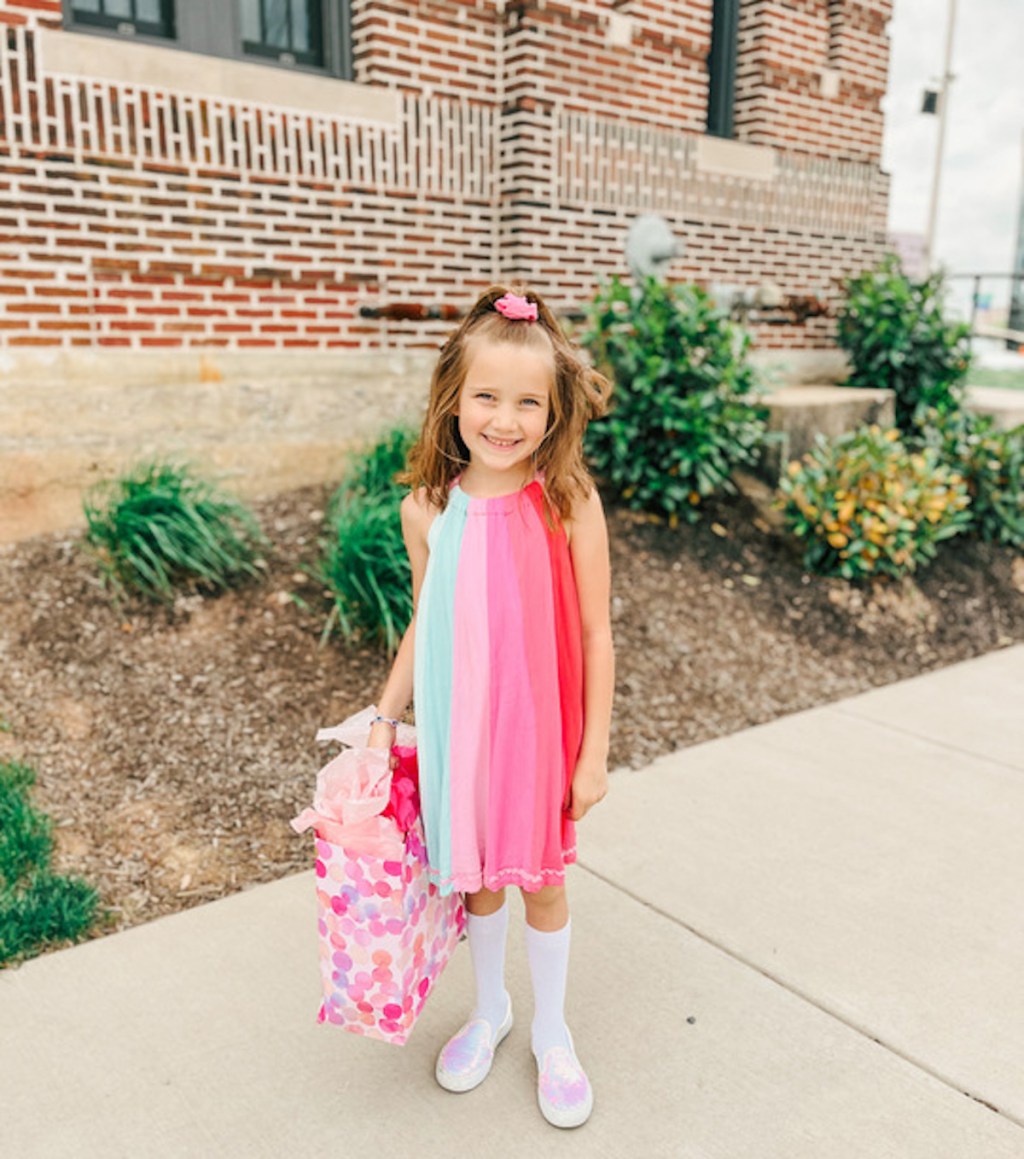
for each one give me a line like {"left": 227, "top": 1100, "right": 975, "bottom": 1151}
{"left": 291, "top": 707, "right": 465, "bottom": 1046}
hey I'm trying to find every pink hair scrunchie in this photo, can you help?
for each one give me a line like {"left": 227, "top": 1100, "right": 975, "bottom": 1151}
{"left": 494, "top": 292, "right": 539, "bottom": 322}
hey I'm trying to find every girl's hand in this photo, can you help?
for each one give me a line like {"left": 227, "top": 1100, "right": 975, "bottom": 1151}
{"left": 567, "top": 756, "right": 608, "bottom": 821}
{"left": 367, "top": 721, "right": 397, "bottom": 750}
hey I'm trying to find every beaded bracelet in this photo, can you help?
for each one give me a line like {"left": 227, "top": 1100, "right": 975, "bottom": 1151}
{"left": 371, "top": 713, "right": 400, "bottom": 730}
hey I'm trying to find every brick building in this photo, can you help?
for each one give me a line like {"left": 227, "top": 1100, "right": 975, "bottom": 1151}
{"left": 0, "top": 0, "right": 894, "bottom": 537}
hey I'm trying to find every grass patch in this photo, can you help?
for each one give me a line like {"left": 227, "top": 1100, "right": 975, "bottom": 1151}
{"left": 84, "top": 461, "right": 267, "bottom": 603}
{"left": 0, "top": 761, "right": 99, "bottom": 967}
{"left": 966, "top": 367, "right": 1024, "bottom": 391}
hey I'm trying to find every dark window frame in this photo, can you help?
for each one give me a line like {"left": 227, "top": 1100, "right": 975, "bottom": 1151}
{"left": 69, "top": 0, "right": 175, "bottom": 40}
{"left": 706, "top": 0, "right": 740, "bottom": 139}
{"left": 241, "top": 0, "right": 325, "bottom": 69}
{"left": 62, "top": 0, "right": 353, "bottom": 81}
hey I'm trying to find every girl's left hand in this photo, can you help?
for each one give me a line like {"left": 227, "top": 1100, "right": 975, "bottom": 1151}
{"left": 567, "top": 756, "right": 608, "bottom": 821}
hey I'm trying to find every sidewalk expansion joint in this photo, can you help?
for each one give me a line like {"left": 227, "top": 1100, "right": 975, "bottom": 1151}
{"left": 832, "top": 704, "right": 1024, "bottom": 776}
{"left": 575, "top": 861, "right": 1024, "bottom": 1132}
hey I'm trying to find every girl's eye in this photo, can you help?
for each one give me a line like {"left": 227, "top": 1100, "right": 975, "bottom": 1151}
{"left": 475, "top": 392, "right": 494, "bottom": 401}
{"left": 521, "top": 398, "right": 542, "bottom": 407}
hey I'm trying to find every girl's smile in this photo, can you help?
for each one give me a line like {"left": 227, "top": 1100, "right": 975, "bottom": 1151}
{"left": 457, "top": 339, "right": 553, "bottom": 493}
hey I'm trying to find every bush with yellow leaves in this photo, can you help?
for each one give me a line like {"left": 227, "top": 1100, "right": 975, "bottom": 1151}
{"left": 779, "top": 424, "right": 972, "bottom": 580}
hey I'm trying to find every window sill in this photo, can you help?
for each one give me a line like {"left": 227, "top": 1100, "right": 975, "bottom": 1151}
{"left": 696, "top": 135, "right": 776, "bottom": 181}
{"left": 37, "top": 28, "right": 399, "bottom": 126}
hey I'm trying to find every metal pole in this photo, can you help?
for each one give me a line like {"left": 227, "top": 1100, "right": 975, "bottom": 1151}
{"left": 1008, "top": 131, "right": 1024, "bottom": 349}
{"left": 924, "top": 0, "right": 957, "bottom": 271}
{"left": 969, "top": 273, "right": 980, "bottom": 353}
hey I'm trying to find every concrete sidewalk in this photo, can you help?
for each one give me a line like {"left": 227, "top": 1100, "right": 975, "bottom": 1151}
{"left": 2, "top": 647, "right": 1023, "bottom": 1158}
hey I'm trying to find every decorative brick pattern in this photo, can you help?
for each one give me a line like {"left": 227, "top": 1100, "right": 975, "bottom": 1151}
{"left": 2, "top": 43, "right": 498, "bottom": 197}
{"left": 0, "top": 0, "right": 894, "bottom": 355}
{"left": 556, "top": 111, "right": 886, "bottom": 235}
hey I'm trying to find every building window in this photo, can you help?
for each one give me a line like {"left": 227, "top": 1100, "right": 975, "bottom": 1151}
{"left": 63, "top": 0, "right": 351, "bottom": 79}
{"left": 70, "top": 0, "right": 175, "bottom": 39}
{"left": 706, "top": 0, "right": 739, "bottom": 139}
{"left": 241, "top": 0, "right": 324, "bottom": 68}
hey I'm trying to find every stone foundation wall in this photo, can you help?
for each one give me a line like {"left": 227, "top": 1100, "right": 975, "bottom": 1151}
{"left": 0, "top": 345, "right": 846, "bottom": 542}
{"left": 0, "top": 349, "right": 435, "bottom": 541}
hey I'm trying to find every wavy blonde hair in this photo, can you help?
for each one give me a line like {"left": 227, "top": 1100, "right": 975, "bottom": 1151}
{"left": 403, "top": 284, "right": 610, "bottom": 522}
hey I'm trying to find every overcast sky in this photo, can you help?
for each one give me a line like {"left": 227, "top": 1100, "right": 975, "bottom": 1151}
{"left": 882, "top": 0, "right": 1024, "bottom": 293}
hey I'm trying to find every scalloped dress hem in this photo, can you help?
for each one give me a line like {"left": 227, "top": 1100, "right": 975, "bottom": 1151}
{"left": 429, "top": 847, "right": 578, "bottom": 897}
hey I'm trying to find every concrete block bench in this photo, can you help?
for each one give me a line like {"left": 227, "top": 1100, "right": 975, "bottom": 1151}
{"left": 758, "top": 384, "right": 895, "bottom": 480}
{"left": 965, "top": 386, "right": 1024, "bottom": 432}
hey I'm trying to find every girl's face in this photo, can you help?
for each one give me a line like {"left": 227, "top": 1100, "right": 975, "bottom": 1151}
{"left": 456, "top": 338, "right": 553, "bottom": 488}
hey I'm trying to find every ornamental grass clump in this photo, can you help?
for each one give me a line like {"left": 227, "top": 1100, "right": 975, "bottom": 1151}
{"left": 583, "top": 277, "right": 766, "bottom": 523}
{"left": 0, "top": 761, "right": 99, "bottom": 967}
{"left": 319, "top": 427, "right": 416, "bottom": 655}
{"left": 779, "top": 424, "right": 971, "bottom": 581}
{"left": 84, "top": 462, "right": 266, "bottom": 602}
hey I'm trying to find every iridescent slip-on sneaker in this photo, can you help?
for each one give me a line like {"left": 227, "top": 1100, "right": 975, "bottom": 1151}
{"left": 535, "top": 1030, "right": 593, "bottom": 1129}
{"left": 435, "top": 998, "right": 514, "bottom": 1093}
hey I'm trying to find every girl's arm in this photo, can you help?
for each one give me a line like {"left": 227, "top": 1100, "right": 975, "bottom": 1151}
{"left": 367, "top": 489, "right": 433, "bottom": 749}
{"left": 566, "top": 486, "right": 614, "bottom": 820}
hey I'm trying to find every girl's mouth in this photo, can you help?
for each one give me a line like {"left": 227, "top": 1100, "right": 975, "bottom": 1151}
{"left": 483, "top": 435, "right": 521, "bottom": 450}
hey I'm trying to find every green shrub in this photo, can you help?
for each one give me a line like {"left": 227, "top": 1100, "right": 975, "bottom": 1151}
{"left": 84, "top": 461, "right": 266, "bottom": 602}
{"left": 319, "top": 428, "right": 416, "bottom": 654}
{"left": 583, "top": 277, "right": 766, "bottom": 522}
{"left": 0, "top": 761, "right": 99, "bottom": 967}
{"left": 837, "top": 255, "right": 971, "bottom": 431}
{"left": 915, "top": 408, "right": 1024, "bottom": 548}
{"left": 779, "top": 424, "right": 972, "bottom": 580}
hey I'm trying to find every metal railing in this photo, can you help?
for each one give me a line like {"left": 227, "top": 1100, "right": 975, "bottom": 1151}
{"left": 948, "top": 272, "right": 1024, "bottom": 350}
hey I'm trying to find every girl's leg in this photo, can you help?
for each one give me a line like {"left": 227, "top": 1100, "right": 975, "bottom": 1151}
{"left": 464, "top": 886, "right": 510, "bottom": 1030}
{"left": 464, "top": 884, "right": 507, "bottom": 917}
{"left": 521, "top": 885, "right": 571, "bottom": 1055}
{"left": 435, "top": 885, "right": 512, "bottom": 1092}
{"left": 522, "top": 884, "right": 593, "bottom": 1128}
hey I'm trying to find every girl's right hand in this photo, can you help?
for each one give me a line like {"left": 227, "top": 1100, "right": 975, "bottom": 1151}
{"left": 367, "top": 721, "right": 397, "bottom": 750}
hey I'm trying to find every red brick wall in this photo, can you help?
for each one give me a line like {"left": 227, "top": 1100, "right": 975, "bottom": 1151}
{"left": 735, "top": 0, "right": 891, "bottom": 159}
{"left": 0, "top": 0, "right": 61, "bottom": 28}
{"left": 500, "top": 1, "right": 712, "bottom": 128}
{"left": 0, "top": 0, "right": 893, "bottom": 354}
{"left": 352, "top": 0, "right": 498, "bottom": 98}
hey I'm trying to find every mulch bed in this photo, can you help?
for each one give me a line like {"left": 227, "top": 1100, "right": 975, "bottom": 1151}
{"left": 1, "top": 483, "right": 1020, "bottom": 945}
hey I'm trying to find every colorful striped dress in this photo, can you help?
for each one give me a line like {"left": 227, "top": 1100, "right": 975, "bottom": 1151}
{"left": 413, "top": 478, "right": 584, "bottom": 897}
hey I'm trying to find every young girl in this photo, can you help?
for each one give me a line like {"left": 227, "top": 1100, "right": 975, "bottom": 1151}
{"left": 367, "top": 285, "right": 614, "bottom": 1129}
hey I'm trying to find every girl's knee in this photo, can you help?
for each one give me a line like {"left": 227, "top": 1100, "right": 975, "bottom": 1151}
{"left": 523, "top": 885, "right": 563, "bottom": 907}
{"left": 521, "top": 884, "right": 568, "bottom": 930}
{"left": 464, "top": 885, "right": 506, "bottom": 915}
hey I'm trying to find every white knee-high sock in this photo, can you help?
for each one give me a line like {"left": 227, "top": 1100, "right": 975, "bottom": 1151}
{"left": 467, "top": 903, "right": 510, "bottom": 1032}
{"left": 525, "top": 919, "right": 572, "bottom": 1058}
